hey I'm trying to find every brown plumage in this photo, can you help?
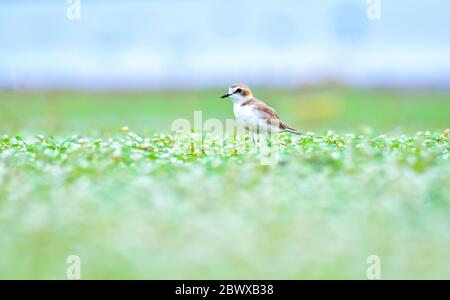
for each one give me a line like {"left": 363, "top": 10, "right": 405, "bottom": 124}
{"left": 231, "top": 83, "right": 252, "bottom": 97}
{"left": 221, "top": 83, "right": 303, "bottom": 135}
{"left": 241, "top": 98, "right": 302, "bottom": 135}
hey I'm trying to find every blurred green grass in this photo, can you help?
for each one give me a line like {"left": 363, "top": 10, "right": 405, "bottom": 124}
{"left": 0, "top": 131, "right": 449, "bottom": 279}
{"left": 1, "top": 88, "right": 449, "bottom": 134}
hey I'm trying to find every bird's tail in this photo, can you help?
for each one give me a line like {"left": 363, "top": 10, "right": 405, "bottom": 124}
{"left": 283, "top": 125, "right": 303, "bottom": 135}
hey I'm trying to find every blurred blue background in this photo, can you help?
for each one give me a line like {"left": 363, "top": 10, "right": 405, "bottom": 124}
{"left": 0, "top": 0, "right": 449, "bottom": 90}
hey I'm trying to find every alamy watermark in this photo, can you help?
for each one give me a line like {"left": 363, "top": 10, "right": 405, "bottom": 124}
{"left": 171, "top": 111, "right": 285, "bottom": 165}
{"left": 366, "top": 0, "right": 381, "bottom": 20}
{"left": 67, "top": 0, "right": 81, "bottom": 20}
{"left": 66, "top": 255, "right": 81, "bottom": 279}
{"left": 366, "top": 255, "right": 381, "bottom": 279}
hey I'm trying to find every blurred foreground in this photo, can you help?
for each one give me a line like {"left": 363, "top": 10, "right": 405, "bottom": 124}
{"left": 0, "top": 130, "right": 449, "bottom": 279}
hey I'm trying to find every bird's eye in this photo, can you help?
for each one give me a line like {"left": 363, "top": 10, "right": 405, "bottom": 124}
{"left": 235, "top": 88, "right": 242, "bottom": 93}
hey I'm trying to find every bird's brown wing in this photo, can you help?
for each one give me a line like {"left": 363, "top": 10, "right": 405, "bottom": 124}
{"left": 245, "top": 98, "right": 302, "bottom": 135}
{"left": 246, "top": 98, "right": 283, "bottom": 128}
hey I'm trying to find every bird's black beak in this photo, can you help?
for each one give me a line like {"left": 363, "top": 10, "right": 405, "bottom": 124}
{"left": 220, "top": 93, "right": 231, "bottom": 99}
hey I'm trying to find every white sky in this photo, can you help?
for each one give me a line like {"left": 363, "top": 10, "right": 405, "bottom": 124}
{"left": 1, "top": 0, "right": 449, "bottom": 89}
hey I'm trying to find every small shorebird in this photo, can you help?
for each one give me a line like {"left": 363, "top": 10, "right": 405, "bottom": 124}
{"left": 220, "top": 83, "right": 302, "bottom": 139}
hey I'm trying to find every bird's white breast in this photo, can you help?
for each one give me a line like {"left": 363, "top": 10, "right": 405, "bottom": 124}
{"left": 233, "top": 104, "right": 256, "bottom": 123}
{"left": 233, "top": 104, "right": 275, "bottom": 133}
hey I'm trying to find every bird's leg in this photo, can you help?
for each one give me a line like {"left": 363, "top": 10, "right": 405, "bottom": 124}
{"left": 265, "top": 134, "right": 271, "bottom": 147}
{"left": 252, "top": 133, "right": 258, "bottom": 144}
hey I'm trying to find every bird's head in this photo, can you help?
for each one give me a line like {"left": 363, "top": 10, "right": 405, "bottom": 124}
{"left": 220, "top": 83, "right": 252, "bottom": 104}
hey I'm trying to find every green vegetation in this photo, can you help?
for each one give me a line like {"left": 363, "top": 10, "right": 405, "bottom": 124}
{"left": 0, "top": 89, "right": 449, "bottom": 279}
{"left": 1, "top": 88, "right": 449, "bottom": 134}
